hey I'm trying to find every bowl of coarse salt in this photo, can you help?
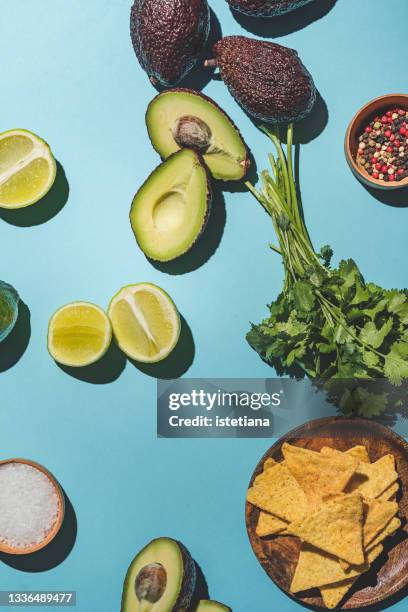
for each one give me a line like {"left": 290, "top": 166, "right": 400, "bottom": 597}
{"left": 0, "top": 459, "right": 65, "bottom": 555}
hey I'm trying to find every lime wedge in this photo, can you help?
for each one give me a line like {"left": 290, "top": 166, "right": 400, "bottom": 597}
{"left": 48, "top": 302, "right": 112, "bottom": 367}
{"left": 0, "top": 129, "right": 57, "bottom": 209}
{"left": 108, "top": 283, "right": 180, "bottom": 363}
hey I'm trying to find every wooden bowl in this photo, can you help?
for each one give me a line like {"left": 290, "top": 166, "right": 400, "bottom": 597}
{"left": 246, "top": 417, "right": 408, "bottom": 609}
{"left": 345, "top": 94, "right": 408, "bottom": 190}
{"left": 0, "top": 458, "right": 65, "bottom": 555}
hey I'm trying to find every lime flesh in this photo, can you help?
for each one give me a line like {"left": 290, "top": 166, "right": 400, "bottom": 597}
{"left": 0, "top": 129, "right": 57, "bottom": 209}
{"left": 108, "top": 283, "right": 180, "bottom": 363}
{"left": 48, "top": 302, "right": 112, "bottom": 367}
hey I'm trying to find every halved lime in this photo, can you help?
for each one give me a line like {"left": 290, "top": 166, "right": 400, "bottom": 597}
{"left": 48, "top": 302, "right": 112, "bottom": 367}
{"left": 0, "top": 129, "right": 57, "bottom": 209}
{"left": 108, "top": 283, "right": 180, "bottom": 363}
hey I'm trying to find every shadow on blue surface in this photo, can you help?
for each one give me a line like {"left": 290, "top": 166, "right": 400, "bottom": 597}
{"left": 0, "top": 301, "right": 30, "bottom": 372}
{"left": 58, "top": 338, "right": 126, "bottom": 385}
{"left": 0, "top": 491, "right": 77, "bottom": 573}
{"left": 364, "top": 185, "right": 408, "bottom": 209}
{"left": 0, "top": 161, "right": 69, "bottom": 227}
{"left": 293, "top": 91, "right": 329, "bottom": 145}
{"left": 229, "top": 0, "right": 337, "bottom": 38}
{"left": 131, "top": 314, "right": 195, "bottom": 379}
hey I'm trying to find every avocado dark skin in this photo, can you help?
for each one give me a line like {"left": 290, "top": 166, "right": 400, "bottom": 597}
{"left": 227, "top": 0, "right": 313, "bottom": 17}
{"left": 130, "top": 0, "right": 210, "bottom": 87}
{"left": 207, "top": 36, "right": 316, "bottom": 124}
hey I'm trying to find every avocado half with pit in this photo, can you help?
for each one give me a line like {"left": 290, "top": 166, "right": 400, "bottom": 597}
{"left": 130, "top": 148, "right": 211, "bottom": 262}
{"left": 146, "top": 89, "right": 249, "bottom": 181}
{"left": 196, "top": 601, "right": 232, "bottom": 611}
{"left": 121, "top": 537, "right": 196, "bottom": 612}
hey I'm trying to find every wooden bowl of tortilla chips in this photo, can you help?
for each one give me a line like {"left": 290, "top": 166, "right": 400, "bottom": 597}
{"left": 246, "top": 417, "right": 408, "bottom": 609}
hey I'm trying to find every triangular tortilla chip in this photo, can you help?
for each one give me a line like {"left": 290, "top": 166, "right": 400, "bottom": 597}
{"left": 287, "top": 493, "right": 364, "bottom": 565}
{"left": 256, "top": 511, "right": 288, "bottom": 537}
{"left": 291, "top": 544, "right": 369, "bottom": 593}
{"left": 247, "top": 462, "right": 309, "bottom": 522}
{"left": 282, "top": 443, "right": 358, "bottom": 507}
{"left": 254, "top": 459, "right": 280, "bottom": 486}
{"left": 367, "top": 517, "right": 401, "bottom": 551}
{"left": 345, "top": 445, "right": 370, "bottom": 463}
{"left": 320, "top": 545, "right": 383, "bottom": 609}
{"left": 339, "top": 498, "right": 398, "bottom": 571}
{"left": 363, "top": 499, "right": 398, "bottom": 547}
{"left": 264, "top": 457, "right": 277, "bottom": 469}
{"left": 347, "top": 454, "right": 397, "bottom": 499}
{"left": 322, "top": 445, "right": 370, "bottom": 464}
{"left": 377, "top": 481, "right": 399, "bottom": 502}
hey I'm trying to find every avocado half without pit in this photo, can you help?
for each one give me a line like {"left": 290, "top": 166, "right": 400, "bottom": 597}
{"left": 121, "top": 537, "right": 196, "bottom": 612}
{"left": 196, "top": 601, "right": 232, "bottom": 611}
{"left": 146, "top": 89, "right": 249, "bottom": 181}
{"left": 130, "top": 148, "right": 211, "bottom": 262}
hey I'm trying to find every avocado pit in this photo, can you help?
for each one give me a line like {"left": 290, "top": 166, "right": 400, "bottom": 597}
{"left": 172, "top": 116, "right": 212, "bottom": 153}
{"left": 135, "top": 563, "right": 167, "bottom": 604}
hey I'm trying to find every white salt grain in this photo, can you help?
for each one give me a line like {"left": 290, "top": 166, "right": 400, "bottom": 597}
{"left": 0, "top": 463, "right": 59, "bottom": 549}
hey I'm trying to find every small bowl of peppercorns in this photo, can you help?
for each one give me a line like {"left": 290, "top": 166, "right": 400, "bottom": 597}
{"left": 345, "top": 94, "right": 408, "bottom": 190}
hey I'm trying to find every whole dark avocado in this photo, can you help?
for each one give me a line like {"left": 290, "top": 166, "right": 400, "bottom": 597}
{"left": 227, "top": 0, "right": 313, "bottom": 17}
{"left": 207, "top": 36, "right": 316, "bottom": 123}
{"left": 130, "top": 0, "right": 210, "bottom": 87}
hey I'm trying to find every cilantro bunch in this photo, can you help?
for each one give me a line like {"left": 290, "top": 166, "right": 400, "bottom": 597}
{"left": 246, "top": 125, "right": 408, "bottom": 417}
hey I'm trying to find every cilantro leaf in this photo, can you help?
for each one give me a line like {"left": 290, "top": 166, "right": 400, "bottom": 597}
{"left": 384, "top": 342, "right": 408, "bottom": 386}
{"left": 359, "top": 319, "right": 393, "bottom": 349}
{"left": 292, "top": 281, "right": 315, "bottom": 314}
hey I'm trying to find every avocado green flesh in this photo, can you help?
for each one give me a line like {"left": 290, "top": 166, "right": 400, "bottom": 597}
{"left": 130, "top": 149, "right": 208, "bottom": 262}
{"left": 122, "top": 538, "right": 185, "bottom": 612}
{"left": 146, "top": 91, "right": 247, "bottom": 181}
{"left": 196, "top": 601, "right": 231, "bottom": 611}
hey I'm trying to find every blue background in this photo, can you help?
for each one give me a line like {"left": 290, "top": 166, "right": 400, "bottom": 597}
{"left": 1, "top": 0, "right": 407, "bottom": 609}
